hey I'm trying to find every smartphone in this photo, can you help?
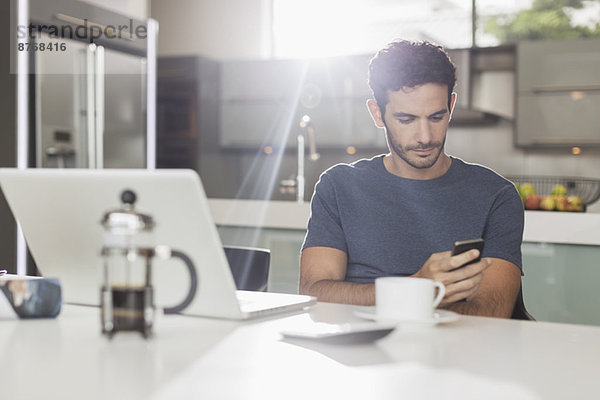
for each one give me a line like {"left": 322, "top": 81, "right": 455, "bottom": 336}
{"left": 281, "top": 324, "right": 395, "bottom": 344}
{"left": 451, "top": 238, "right": 485, "bottom": 269}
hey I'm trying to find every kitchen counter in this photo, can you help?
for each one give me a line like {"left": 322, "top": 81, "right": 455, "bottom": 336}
{"left": 208, "top": 199, "right": 600, "bottom": 246}
{"left": 209, "top": 199, "right": 311, "bottom": 230}
{"left": 210, "top": 199, "right": 600, "bottom": 327}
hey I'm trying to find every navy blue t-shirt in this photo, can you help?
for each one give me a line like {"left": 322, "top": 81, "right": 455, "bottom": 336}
{"left": 302, "top": 155, "right": 524, "bottom": 283}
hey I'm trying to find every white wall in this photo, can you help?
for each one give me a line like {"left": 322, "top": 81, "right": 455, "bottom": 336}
{"left": 150, "top": 0, "right": 270, "bottom": 59}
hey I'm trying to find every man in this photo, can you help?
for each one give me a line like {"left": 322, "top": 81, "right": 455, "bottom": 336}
{"left": 299, "top": 40, "right": 524, "bottom": 318}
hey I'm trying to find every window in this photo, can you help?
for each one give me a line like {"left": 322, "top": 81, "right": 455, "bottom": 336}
{"left": 272, "top": 0, "right": 474, "bottom": 58}
{"left": 272, "top": 0, "right": 600, "bottom": 57}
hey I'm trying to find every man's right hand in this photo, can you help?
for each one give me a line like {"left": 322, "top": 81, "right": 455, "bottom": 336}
{"left": 412, "top": 250, "right": 491, "bottom": 305}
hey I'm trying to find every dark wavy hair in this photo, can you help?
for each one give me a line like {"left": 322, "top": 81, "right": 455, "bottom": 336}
{"left": 368, "top": 40, "right": 456, "bottom": 115}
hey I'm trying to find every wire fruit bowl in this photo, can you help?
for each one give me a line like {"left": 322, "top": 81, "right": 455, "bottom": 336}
{"left": 505, "top": 175, "right": 600, "bottom": 206}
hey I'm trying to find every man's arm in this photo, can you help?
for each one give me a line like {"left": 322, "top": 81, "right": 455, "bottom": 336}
{"left": 412, "top": 251, "right": 521, "bottom": 318}
{"left": 300, "top": 247, "right": 491, "bottom": 307}
{"left": 299, "top": 246, "right": 375, "bottom": 305}
{"left": 440, "top": 258, "right": 521, "bottom": 318}
{"left": 300, "top": 246, "right": 520, "bottom": 317}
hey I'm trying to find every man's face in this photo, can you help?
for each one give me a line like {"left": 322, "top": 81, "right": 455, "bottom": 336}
{"left": 369, "top": 83, "right": 455, "bottom": 171}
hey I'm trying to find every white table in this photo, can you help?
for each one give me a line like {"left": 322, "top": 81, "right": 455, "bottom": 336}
{"left": 2, "top": 303, "right": 598, "bottom": 400}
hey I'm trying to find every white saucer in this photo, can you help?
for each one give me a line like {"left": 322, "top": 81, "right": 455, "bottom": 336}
{"left": 354, "top": 308, "right": 460, "bottom": 326}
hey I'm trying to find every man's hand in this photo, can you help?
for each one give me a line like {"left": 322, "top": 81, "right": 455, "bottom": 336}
{"left": 301, "top": 246, "right": 520, "bottom": 317}
{"left": 412, "top": 249, "right": 491, "bottom": 305}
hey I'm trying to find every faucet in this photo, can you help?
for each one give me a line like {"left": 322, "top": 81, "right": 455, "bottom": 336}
{"left": 279, "top": 115, "right": 320, "bottom": 202}
{"left": 295, "top": 115, "right": 319, "bottom": 203}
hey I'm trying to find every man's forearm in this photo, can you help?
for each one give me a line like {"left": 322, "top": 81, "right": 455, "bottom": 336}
{"left": 302, "top": 280, "right": 375, "bottom": 306}
{"left": 441, "top": 291, "right": 514, "bottom": 318}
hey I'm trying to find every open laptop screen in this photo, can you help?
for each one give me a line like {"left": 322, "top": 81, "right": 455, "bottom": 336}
{"left": 0, "top": 168, "right": 245, "bottom": 319}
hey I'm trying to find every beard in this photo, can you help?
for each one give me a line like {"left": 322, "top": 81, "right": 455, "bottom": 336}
{"left": 384, "top": 123, "right": 446, "bottom": 170}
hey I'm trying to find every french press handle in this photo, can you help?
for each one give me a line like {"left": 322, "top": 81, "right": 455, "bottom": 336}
{"left": 162, "top": 249, "right": 198, "bottom": 315}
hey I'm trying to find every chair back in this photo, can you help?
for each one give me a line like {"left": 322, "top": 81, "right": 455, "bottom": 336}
{"left": 223, "top": 245, "right": 270, "bottom": 292}
{"left": 511, "top": 284, "right": 535, "bottom": 321}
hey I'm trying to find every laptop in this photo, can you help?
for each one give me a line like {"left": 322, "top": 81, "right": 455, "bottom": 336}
{"left": 0, "top": 168, "right": 316, "bottom": 320}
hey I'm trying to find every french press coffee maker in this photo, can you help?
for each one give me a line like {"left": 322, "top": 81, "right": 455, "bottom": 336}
{"left": 100, "top": 189, "right": 198, "bottom": 338}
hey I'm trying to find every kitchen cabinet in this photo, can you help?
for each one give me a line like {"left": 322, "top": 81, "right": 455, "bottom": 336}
{"left": 157, "top": 56, "right": 219, "bottom": 169}
{"left": 516, "top": 38, "right": 600, "bottom": 147}
{"left": 217, "top": 224, "right": 600, "bottom": 326}
{"left": 522, "top": 242, "right": 600, "bottom": 326}
{"left": 216, "top": 224, "right": 600, "bottom": 326}
{"left": 210, "top": 199, "right": 600, "bottom": 326}
{"left": 219, "top": 48, "right": 510, "bottom": 150}
{"left": 219, "top": 55, "right": 385, "bottom": 149}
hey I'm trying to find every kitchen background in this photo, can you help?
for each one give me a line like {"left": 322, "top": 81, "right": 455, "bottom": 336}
{"left": 1, "top": 0, "right": 600, "bottom": 325}
{"left": 156, "top": 0, "right": 600, "bottom": 327}
{"left": 151, "top": 0, "right": 600, "bottom": 208}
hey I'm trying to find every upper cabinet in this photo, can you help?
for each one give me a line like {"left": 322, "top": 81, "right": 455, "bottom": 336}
{"left": 516, "top": 39, "right": 600, "bottom": 148}
{"left": 219, "top": 55, "right": 385, "bottom": 150}
{"left": 219, "top": 49, "right": 514, "bottom": 150}
{"left": 78, "top": 0, "right": 148, "bottom": 19}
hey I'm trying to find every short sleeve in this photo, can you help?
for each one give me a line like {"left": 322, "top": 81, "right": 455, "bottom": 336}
{"left": 482, "top": 184, "right": 524, "bottom": 272}
{"left": 302, "top": 172, "right": 348, "bottom": 253}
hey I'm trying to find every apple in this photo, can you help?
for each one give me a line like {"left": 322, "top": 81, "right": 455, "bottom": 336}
{"left": 551, "top": 184, "right": 568, "bottom": 197}
{"left": 540, "top": 196, "right": 556, "bottom": 211}
{"left": 567, "top": 196, "right": 584, "bottom": 212}
{"left": 520, "top": 183, "right": 536, "bottom": 198}
{"left": 555, "top": 196, "right": 569, "bottom": 211}
{"left": 524, "top": 194, "right": 540, "bottom": 210}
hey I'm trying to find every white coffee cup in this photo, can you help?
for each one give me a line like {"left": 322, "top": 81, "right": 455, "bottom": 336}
{"left": 375, "top": 277, "right": 445, "bottom": 321}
